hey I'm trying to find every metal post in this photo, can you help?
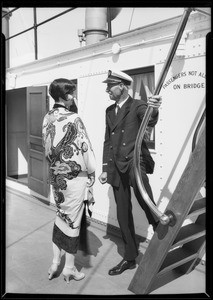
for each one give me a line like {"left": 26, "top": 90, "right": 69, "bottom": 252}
{"left": 2, "top": 7, "right": 12, "bottom": 68}
{"left": 107, "top": 8, "right": 112, "bottom": 38}
{"left": 133, "top": 8, "right": 193, "bottom": 225}
{"left": 33, "top": 8, "right": 38, "bottom": 60}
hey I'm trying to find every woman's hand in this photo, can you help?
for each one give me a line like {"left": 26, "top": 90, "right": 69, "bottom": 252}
{"left": 98, "top": 172, "right": 108, "bottom": 184}
{"left": 87, "top": 172, "right": 95, "bottom": 187}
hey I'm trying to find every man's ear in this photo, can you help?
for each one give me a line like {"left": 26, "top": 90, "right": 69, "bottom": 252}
{"left": 119, "top": 83, "right": 124, "bottom": 90}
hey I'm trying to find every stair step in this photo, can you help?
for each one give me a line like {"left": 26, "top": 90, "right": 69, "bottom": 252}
{"left": 128, "top": 126, "right": 206, "bottom": 295}
{"left": 187, "top": 197, "right": 206, "bottom": 217}
{"left": 171, "top": 223, "right": 205, "bottom": 249}
{"left": 157, "top": 248, "right": 198, "bottom": 277}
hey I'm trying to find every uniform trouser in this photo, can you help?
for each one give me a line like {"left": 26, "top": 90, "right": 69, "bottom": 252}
{"left": 112, "top": 164, "right": 158, "bottom": 261}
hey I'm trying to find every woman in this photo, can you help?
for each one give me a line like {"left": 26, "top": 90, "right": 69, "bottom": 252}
{"left": 42, "top": 78, "right": 96, "bottom": 283}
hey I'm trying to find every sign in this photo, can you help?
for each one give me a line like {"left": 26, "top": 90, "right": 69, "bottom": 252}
{"left": 162, "top": 70, "right": 206, "bottom": 91}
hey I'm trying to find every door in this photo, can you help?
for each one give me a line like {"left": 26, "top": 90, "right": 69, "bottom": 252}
{"left": 27, "top": 86, "right": 49, "bottom": 197}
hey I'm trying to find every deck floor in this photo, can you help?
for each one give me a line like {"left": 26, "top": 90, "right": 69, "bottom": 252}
{"left": 5, "top": 184, "right": 206, "bottom": 296}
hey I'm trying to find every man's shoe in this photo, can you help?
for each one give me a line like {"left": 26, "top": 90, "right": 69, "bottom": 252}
{"left": 108, "top": 259, "right": 136, "bottom": 276}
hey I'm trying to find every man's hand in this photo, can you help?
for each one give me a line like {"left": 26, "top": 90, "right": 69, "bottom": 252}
{"left": 87, "top": 172, "right": 95, "bottom": 187}
{"left": 98, "top": 172, "right": 108, "bottom": 184}
{"left": 147, "top": 95, "right": 162, "bottom": 109}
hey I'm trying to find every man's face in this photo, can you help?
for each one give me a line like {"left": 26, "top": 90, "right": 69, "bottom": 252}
{"left": 106, "top": 83, "right": 122, "bottom": 101}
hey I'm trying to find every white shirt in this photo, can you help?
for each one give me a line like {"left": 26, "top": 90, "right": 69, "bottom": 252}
{"left": 116, "top": 96, "right": 129, "bottom": 113}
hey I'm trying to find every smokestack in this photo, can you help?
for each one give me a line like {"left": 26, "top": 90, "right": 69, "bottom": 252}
{"left": 84, "top": 8, "right": 121, "bottom": 45}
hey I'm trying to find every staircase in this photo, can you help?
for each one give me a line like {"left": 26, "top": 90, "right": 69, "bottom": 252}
{"left": 128, "top": 123, "right": 206, "bottom": 294}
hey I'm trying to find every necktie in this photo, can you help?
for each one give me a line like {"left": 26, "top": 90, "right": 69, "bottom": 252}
{"left": 116, "top": 104, "right": 121, "bottom": 115}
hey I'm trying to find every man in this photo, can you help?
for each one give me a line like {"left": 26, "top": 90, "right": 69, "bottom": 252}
{"left": 99, "top": 70, "right": 162, "bottom": 276}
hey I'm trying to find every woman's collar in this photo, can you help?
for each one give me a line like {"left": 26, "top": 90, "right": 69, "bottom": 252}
{"left": 53, "top": 103, "right": 67, "bottom": 109}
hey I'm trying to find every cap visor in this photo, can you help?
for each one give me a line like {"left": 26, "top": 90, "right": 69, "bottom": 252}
{"left": 102, "top": 78, "right": 122, "bottom": 83}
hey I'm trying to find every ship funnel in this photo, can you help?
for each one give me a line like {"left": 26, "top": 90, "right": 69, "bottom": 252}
{"left": 83, "top": 8, "right": 122, "bottom": 45}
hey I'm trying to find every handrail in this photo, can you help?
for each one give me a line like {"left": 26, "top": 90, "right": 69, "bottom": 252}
{"left": 133, "top": 7, "right": 193, "bottom": 225}
{"left": 193, "top": 7, "right": 211, "bottom": 16}
{"left": 2, "top": 7, "right": 19, "bottom": 18}
{"left": 192, "top": 109, "right": 206, "bottom": 152}
{"left": 5, "top": 8, "right": 77, "bottom": 41}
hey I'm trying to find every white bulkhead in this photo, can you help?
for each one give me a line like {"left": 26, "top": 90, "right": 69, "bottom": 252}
{"left": 6, "top": 10, "right": 209, "bottom": 239}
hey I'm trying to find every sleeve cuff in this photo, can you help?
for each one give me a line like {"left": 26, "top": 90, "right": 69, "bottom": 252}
{"left": 102, "top": 163, "right": 107, "bottom": 172}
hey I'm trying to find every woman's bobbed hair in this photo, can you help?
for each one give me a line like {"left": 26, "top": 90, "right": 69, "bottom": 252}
{"left": 49, "top": 78, "right": 76, "bottom": 102}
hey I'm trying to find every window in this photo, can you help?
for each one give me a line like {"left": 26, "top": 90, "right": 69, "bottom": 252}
{"left": 69, "top": 79, "right": 78, "bottom": 113}
{"left": 125, "top": 67, "right": 155, "bottom": 149}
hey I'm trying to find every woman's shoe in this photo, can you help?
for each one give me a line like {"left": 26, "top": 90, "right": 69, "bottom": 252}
{"left": 62, "top": 266, "right": 85, "bottom": 283}
{"left": 48, "top": 262, "right": 60, "bottom": 280}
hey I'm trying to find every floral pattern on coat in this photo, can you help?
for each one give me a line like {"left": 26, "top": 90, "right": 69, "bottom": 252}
{"left": 42, "top": 107, "right": 96, "bottom": 228}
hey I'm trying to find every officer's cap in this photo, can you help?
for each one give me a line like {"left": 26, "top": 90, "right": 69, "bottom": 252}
{"left": 102, "top": 70, "right": 133, "bottom": 85}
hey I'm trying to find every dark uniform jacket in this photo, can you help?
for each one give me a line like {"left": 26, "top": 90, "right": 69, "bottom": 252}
{"left": 102, "top": 96, "right": 158, "bottom": 187}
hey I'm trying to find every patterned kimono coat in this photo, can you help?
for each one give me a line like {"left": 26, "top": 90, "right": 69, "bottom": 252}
{"left": 42, "top": 106, "right": 96, "bottom": 239}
